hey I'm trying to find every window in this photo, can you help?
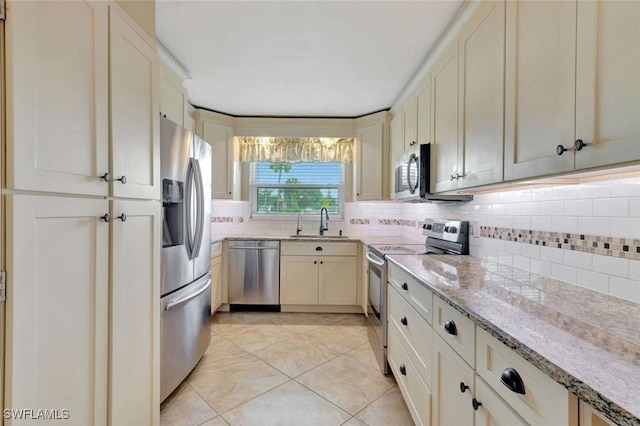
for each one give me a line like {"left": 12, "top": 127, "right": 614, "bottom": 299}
{"left": 251, "top": 162, "right": 343, "bottom": 216}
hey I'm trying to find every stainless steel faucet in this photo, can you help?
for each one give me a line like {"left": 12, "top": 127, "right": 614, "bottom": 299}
{"left": 296, "top": 214, "right": 303, "bottom": 235}
{"left": 319, "top": 207, "right": 329, "bottom": 236}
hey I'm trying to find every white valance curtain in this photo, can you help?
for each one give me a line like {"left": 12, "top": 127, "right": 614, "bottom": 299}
{"left": 238, "top": 137, "right": 354, "bottom": 163}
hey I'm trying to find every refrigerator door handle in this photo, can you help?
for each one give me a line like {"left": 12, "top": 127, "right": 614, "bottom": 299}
{"left": 165, "top": 279, "right": 211, "bottom": 310}
{"left": 191, "top": 159, "right": 205, "bottom": 259}
{"left": 184, "top": 159, "right": 196, "bottom": 259}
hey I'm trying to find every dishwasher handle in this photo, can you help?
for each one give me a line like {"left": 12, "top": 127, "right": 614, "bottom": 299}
{"left": 229, "top": 246, "right": 279, "bottom": 250}
{"left": 365, "top": 251, "right": 385, "bottom": 267}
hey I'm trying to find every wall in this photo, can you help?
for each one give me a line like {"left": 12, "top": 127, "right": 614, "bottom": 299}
{"left": 116, "top": 0, "right": 156, "bottom": 39}
{"left": 213, "top": 173, "right": 640, "bottom": 304}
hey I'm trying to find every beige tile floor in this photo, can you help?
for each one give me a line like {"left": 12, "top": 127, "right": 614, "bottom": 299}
{"left": 160, "top": 312, "right": 414, "bottom": 426}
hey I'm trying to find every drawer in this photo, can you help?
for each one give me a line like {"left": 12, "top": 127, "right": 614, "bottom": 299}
{"left": 211, "top": 242, "right": 222, "bottom": 258}
{"left": 388, "top": 285, "right": 433, "bottom": 387}
{"left": 476, "top": 327, "right": 576, "bottom": 426}
{"left": 475, "top": 376, "right": 528, "bottom": 426}
{"left": 433, "top": 296, "right": 475, "bottom": 367}
{"left": 281, "top": 241, "right": 357, "bottom": 257}
{"left": 388, "top": 326, "right": 431, "bottom": 426}
{"left": 388, "top": 263, "right": 433, "bottom": 324}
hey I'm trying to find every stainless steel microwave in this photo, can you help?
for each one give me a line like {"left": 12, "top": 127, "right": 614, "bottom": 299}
{"left": 393, "top": 143, "right": 473, "bottom": 203}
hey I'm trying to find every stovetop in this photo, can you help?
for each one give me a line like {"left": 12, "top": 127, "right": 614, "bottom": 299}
{"left": 368, "top": 243, "right": 446, "bottom": 257}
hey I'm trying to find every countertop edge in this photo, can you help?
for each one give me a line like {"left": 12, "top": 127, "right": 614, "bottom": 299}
{"left": 386, "top": 255, "right": 639, "bottom": 426}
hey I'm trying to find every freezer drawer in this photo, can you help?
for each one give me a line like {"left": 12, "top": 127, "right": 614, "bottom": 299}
{"left": 228, "top": 240, "right": 280, "bottom": 306}
{"left": 160, "top": 273, "right": 211, "bottom": 401}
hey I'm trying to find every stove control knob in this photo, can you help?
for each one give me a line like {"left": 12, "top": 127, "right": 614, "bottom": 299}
{"left": 449, "top": 226, "right": 458, "bottom": 233}
{"left": 444, "top": 226, "right": 450, "bottom": 232}
{"left": 426, "top": 224, "right": 433, "bottom": 230}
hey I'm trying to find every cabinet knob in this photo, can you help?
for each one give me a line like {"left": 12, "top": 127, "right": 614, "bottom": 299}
{"left": 101, "top": 213, "right": 111, "bottom": 222}
{"left": 500, "top": 368, "right": 526, "bottom": 395}
{"left": 556, "top": 144, "right": 569, "bottom": 156}
{"left": 320, "top": 260, "right": 323, "bottom": 265}
{"left": 116, "top": 214, "right": 127, "bottom": 222}
{"left": 444, "top": 320, "right": 458, "bottom": 336}
{"left": 101, "top": 172, "right": 112, "bottom": 182}
{"left": 460, "top": 382, "right": 469, "bottom": 393}
{"left": 115, "top": 175, "right": 127, "bottom": 184}
{"left": 401, "top": 282, "right": 408, "bottom": 291}
{"left": 314, "top": 260, "right": 317, "bottom": 264}
{"left": 315, "top": 246, "right": 323, "bottom": 251}
{"left": 472, "top": 398, "right": 483, "bottom": 411}
{"left": 574, "top": 139, "right": 587, "bottom": 151}
{"left": 399, "top": 364, "right": 407, "bottom": 375}
{"left": 400, "top": 316, "right": 408, "bottom": 326}
{"left": 357, "top": 193, "right": 360, "bottom": 196}
{"left": 228, "top": 191, "right": 232, "bottom": 195}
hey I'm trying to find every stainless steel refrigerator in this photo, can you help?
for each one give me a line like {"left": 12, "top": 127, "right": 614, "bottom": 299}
{"left": 160, "top": 117, "right": 212, "bottom": 401}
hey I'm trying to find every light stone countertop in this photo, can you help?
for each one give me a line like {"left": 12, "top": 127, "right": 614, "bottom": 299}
{"left": 210, "top": 234, "right": 423, "bottom": 249}
{"left": 386, "top": 254, "right": 640, "bottom": 426}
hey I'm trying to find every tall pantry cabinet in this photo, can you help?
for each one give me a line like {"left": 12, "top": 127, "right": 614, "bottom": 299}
{"left": 4, "top": 2, "right": 161, "bottom": 425}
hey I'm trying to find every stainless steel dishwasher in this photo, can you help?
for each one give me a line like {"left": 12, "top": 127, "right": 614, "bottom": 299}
{"left": 228, "top": 240, "right": 280, "bottom": 311}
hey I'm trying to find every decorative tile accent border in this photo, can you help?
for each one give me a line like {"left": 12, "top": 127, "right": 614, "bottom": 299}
{"left": 211, "top": 217, "right": 234, "bottom": 223}
{"left": 480, "top": 226, "right": 640, "bottom": 261}
{"left": 379, "top": 219, "right": 400, "bottom": 225}
{"left": 350, "top": 218, "right": 370, "bottom": 225}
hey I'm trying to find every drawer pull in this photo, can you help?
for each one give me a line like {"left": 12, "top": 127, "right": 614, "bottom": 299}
{"left": 500, "top": 368, "right": 526, "bottom": 395}
{"left": 401, "top": 282, "right": 408, "bottom": 291}
{"left": 444, "top": 320, "right": 458, "bottom": 336}
{"left": 459, "top": 382, "right": 469, "bottom": 393}
{"left": 472, "top": 398, "right": 483, "bottom": 411}
{"left": 400, "top": 316, "right": 408, "bottom": 326}
{"left": 315, "top": 246, "right": 323, "bottom": 251}
{"left": 399, "top": 364, "right": 407, "bottom": 376}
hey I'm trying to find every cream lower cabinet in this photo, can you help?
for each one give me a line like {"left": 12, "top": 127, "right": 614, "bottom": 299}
{"left": 475, "top": 378, "right": 527, "bottom": 426}
{"left": 210, "top": 243, "right": 223, "bottom": 313}
{"left": 280, "top": 242, "right": 357, "bottom": 306}
{"left": 5, "top": 195, "right": 161, "bottom": 426}
{"left": 579, "top": 402, "right": 616, "bottom": 426}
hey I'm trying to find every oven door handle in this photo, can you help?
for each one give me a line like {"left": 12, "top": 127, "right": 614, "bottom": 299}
{"left": 365, "top": 251, "right": 385, "bottom": 267}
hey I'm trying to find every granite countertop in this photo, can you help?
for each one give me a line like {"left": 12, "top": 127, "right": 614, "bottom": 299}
{"left": 210, "top": 234, "right": 422, "bottom": 248}
{"left": 386, "top": 254, "right": 640, "bottom": 426}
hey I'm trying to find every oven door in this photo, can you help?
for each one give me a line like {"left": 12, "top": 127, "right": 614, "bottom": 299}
{"left": 365, "top": 250, "right": 389, "bottom": 374}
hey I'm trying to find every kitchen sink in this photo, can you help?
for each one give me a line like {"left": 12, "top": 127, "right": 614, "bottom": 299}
{"left": 289, "top": 234, "right": 349, "bottom": 239}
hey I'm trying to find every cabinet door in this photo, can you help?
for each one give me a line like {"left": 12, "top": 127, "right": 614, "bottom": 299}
{"left": 210, "top": 255, "right": 223, "bottom": 313}
{"left": 280, "top": 256, "right": 319, "bottom": 305}
{"left": 319, "top": 256, "right": 357, "bottom": 305}
{"left": 458, "top": 1, "right": 505, "bottom": 189}
{"left": 432, "top": 334, "right": 474, "bottom": 426}
{"left": 110, "top": 200, "right": 161, "bottom": 426}
{"left": 504, "top": 1, "right": 577, "bottom": 181}
{"left": 432, "top": 43, "right": 460, "bottom": 193}
{"left": 416, "top": 78, "right": 432, "bottom": 146}
{"left": 475, "top": 378, "right": 527, "bottom": 426}
{"left": 160, "top": 67, "right": 186, "bottom": 127}
{"left": 389, "top": 114, "right": 403, "bottom": 196}
{"left": 403, "top": 100, "right": 416, "bottom": 149}
{"left": 575, "top": 0, "right": 640, "bottom": 169}
{"left": 356, "top": 122, "right": 384, "bottom": 201}
{"left": 202, "top": 121, "right": 234, "bottom": 199}
{"left": 110, "top": 8, "right": 160, "bottom": 200}
{"left": 579, "top": 401, "right": 616, "bottom": 426}
{"left": 6, "top": 0, "right": 109, "bottom": 196}
{"left": 6, "top": 195, "right": 109, "bottom": 426}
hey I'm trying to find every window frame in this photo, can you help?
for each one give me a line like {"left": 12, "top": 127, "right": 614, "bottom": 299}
{"left": 249, "top": 162, "right": 345, "bottom": 219}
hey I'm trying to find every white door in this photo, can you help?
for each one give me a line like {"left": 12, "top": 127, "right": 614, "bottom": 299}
{"left": 432, "top": 43, "right": 460, "bottom": 193}
{"left": 503, "top": 0, "right": 577, "bottom": 180}
{"left": 110, "top": 200, "right": 161, "bottom": 426}
{"left": 5, "top": 195, "right": 109, "bottom": 426}
{"left": 575, "top": 0, "right": 640, "bottom": 169}
{"left": 458, "top": 0, "right": 505, "bottom": 189}
{"left": 202, "top": 121, "right": 234, "bottom": 199}
{"left": 356, "top": 122, "right": 384, "bottom": 201}
{"left": 5, "top": 0, "right": 109, "bottom": 196}
{"left": 110, "top": 7, "right": 160, "bottom": 200}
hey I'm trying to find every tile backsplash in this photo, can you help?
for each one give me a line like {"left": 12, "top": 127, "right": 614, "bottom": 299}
{"left": 212, "top": 173, "right": 640, "bottom": 304}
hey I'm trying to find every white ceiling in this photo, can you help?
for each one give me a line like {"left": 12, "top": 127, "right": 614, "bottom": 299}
{"left": 157, "top": 1, "right": 464, "bottom": 117}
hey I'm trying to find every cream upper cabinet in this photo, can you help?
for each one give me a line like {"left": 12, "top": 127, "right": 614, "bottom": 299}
{"left": 5, "top": 195, "right": 109, "bottom": 426}
{"left": 201, "top": 120, "right": 235, "bottom": 199}
{"left": 575, "top": 0, "right": 640, "bottom": 169}
{"left": 5, "top": 0, "right": 109, "bottom": 196}
{"left": 389, "top": 114, "right": 403, "bottom": 197}
{"left": 280, "top": 256, "right": 319, "bottom": 305}
{"left": 403, "top": 100, "right": 416, "bottom": 149}
{"left": 457, "top": 0, "right": 505, "bottom": 189}
{"left": 416, "top": 78, "right": 432, "bottom": 147}
{"left": 318, "top": 256, "right": 357, "bottom": 305}
{"left": 110, "top": 7, "right": 160, "bottom": 200}
{"left": 432, "top": 43, "right": 460, "bottom": 193}
{"left": 110, "top": 199, "right": 161, "bottom": 426}
{"left": 159, "top": 65, "right": 188, "bottom": 127}
{"left": 503, "top": 0, "right": 577, "bottom": 181}
{"left": 355, "top": 122, "right": 384, "bottom": 201}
